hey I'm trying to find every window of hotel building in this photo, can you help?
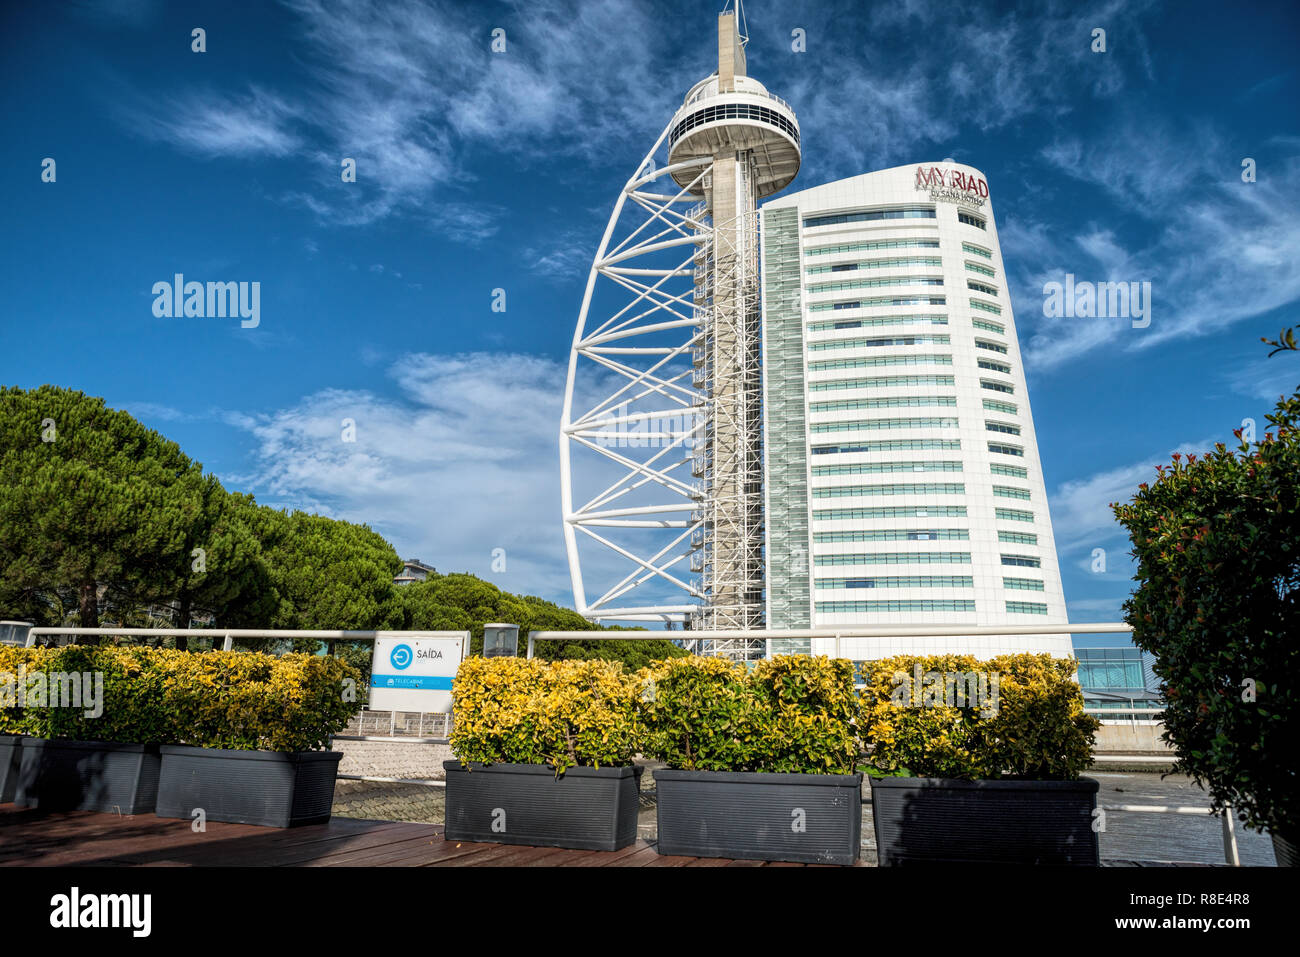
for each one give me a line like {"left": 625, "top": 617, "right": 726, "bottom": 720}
{"left": 1003, "top": 577, "right": 1045, "bottom": 591}
{"left": 813, "top": 505, "right": 967, "bottom": 520}
{"left": 812, "top": 482, "right": 965, "bottom": 498}
{"left": 967, "top": 280, "right": 999, "bottom": 295}
{"left": 810, "top": 277, "right": 944, "bottom": 293}
{"left": 813, "top": 295, "right": 947, "bottom": 311}
{"left": 817, "top": 599, "right": 976, "bottom": 613}
{"left": 810, "top": 439, "right": 962, "bottom": 454}
{"left": 815, "top": 576, "right": 974, "bottom": 589}
{"left": 809, "top": 257, "right": 942, "bottom": 274}
{"left": 810, "top": 315, "right": 949, "bottom": 333}
{"left": 809, "top": 355, "right": 954, "bottom": 372}
{"left": 807, "top": 239, "right": 941, "bottom": 256}
{"left": 988, "top": 442, "right": 1024, "bottom": 456}
{"left": 814, "top": 551, "right": 972, "bottom": 565}
{"left": 1001, "top": 554, "right": 1041, "bottom": 567}
{"left": 1006, "top": 601, "right": 1049, "bottom": 615}
{"left": 810, "top": 416, "right": 959, "bottom": 434}
{"left": 814, "top": 529, "right": 970, "bottom": 543}
{"left": 807, "top": 334, "right": 951, "bottom": 351}
{"left": 804, "top": 207, "right": 937, "bottom": 228}
{"left": 812, "top": 461, "right": 961, "bottom": 476}
{"left": 810, "top": 396, "right": 957, "bottom": 412}
{"left": 809, "top": 374, "right": 955, "bottom": 392}
{"left": 998, "top": 530, "right": 1038, "bottom": 545}
{"left": 993, "top": 485, "right": 1031, "bottom": 500}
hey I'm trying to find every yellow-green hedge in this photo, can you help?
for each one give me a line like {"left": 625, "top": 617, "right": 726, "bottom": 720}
{"left": 859, "top": 653, "right": 1099, "bottom": 780}
{"left": 0, "top": 645, "right": 358, "bottom": 752}
{"left": 160, "top": 650, "right": 358, "bottom": 751}
{"left": 636, "top": 655, "right": 860, "bottom": 774}
{"left": 450, "top": 656, "right": 640, "bottom": 772}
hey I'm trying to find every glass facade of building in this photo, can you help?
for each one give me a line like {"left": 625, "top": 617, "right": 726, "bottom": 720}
{"left": 1075, "top": 647, "right": 1161, "bottom": 719}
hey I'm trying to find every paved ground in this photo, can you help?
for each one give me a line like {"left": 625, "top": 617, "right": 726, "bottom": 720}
{"left": 334, "top": 739, "right": 453, "bottom": 780}
{"left": 330, "top": 751, "right": 1279, "bottom": 866}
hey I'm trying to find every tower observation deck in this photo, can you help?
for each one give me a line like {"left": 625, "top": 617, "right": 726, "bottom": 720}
{"left": 559, "top": 7, "right": 800, "bottom": 653}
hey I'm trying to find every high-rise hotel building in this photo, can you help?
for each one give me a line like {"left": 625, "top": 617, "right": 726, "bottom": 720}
{"left": 760, "top": 164, "right": 1071, "bottom": 658}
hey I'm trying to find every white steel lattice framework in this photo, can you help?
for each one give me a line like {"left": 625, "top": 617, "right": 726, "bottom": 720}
{"left": 559, "top": 10, "right": 799, "bottom": 655}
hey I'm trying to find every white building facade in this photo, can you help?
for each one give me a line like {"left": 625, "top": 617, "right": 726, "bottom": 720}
{"left": 760, "top": 163, "right": 1071, "bottom": 659}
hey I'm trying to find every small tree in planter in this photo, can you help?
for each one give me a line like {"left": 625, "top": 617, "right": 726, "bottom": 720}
{"left": 639, "top": 655, "right": 863, "bottom": 865}
{"left": 1112, "top": 383, "right": 1299, "bottom": 864}
{"left": 153, "top": 650, "right": 359, "bottom": 827}
{"left": 860, "top": 653, "right": 1100, "bottom": 866}
{"left": 445, "top": 657, "right": 643, "bottom": 851}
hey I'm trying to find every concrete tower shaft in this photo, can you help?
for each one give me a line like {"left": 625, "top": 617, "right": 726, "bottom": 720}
{"left": 679, "top": 11, "right": 801, "bottom": 637}
{"left": 558, "top": 7, "right": 798, "bottom": 649}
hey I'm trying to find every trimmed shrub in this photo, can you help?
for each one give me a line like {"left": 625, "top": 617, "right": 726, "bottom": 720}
{"left": 161, "top": 650, "right": 357, "bottom": 752}
{"left": 750, "top": 655, "right": 859, "bottom": 774}
{"left": 0, "top": 645, "right": 45, "bottom": 735}
{"left": 637, "top": 656, "right": 760, "bottom": 772}
{"left": 0, "top": 645, "right": 171, "bottom": 743}
{"left": 860, "top": 653, "right": 1098, "bottom": 780}
{"left": 450, "top": 656, "right": 639, "bottom": 772}
{"left": 0, "top": 645, "right": 358, "bottom": 752}
{"left": 1112, "top": 384, "right": 1300, "bottom": 840}
{"left": 637, "top": 655, "right": 859, "bottom": 774}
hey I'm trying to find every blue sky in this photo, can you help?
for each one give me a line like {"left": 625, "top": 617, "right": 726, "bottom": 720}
{"left": 2, "top": 0, "right": 1298, "bottom": 645}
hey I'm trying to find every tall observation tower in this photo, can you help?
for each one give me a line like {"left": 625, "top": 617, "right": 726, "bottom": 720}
{"left": 559, "top": 5, "right": 799, "bottom": 651}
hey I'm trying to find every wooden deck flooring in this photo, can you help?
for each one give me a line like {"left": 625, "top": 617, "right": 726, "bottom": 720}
{"left": 0, "top": 804, "right": 850, "bottom": 867}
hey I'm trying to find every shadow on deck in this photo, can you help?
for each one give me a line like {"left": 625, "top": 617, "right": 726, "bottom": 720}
{"left": 0, "top": 804, "right": 850, "bottom": 867}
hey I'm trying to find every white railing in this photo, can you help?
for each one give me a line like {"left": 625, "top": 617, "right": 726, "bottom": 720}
{"left": 525, "top": 621, "right": 1133, "bottom": 659}
{"left": 1097, "top": 804, "right": 1244, "bottom": 866}
{"left": 23, "top": 626, "right": 448, "bottom": 651}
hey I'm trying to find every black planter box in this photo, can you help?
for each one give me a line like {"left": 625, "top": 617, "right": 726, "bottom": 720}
{"left": 444, "top": 761, "right": 643, "bottom": 851}
{"left": 155, "top": 745, "right": 343, "bottom": 828}
{"left": 13, "top": 738, "right": 161, "bottom": 814}
{"left": 655, "top": 769, "right": 863, "bottom": 865}
{"left": 0, "top": 735, "right": 21, "bottom": 803}
{"left": 869, "top": 775, "right": 1101, "bottom": 866}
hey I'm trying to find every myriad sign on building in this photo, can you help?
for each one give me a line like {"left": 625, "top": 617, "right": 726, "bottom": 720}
{"left": 914, "top": 165, "right": 988, "bottom": 208}
{"left": 369, "top": 633, "right": 467, "bottom": 714}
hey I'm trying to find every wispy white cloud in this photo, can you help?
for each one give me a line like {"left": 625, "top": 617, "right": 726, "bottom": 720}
{"left": 224, "top": 351, "right": 575, "bottom": 599}
{"left": 132, "top": 87, "right": 302, "bottom": 158}
{"left": 524, "top": 235, "right": 592, "bottom": 281}
{"left": 1225, "top": 358, "right": 1300, "bottom": 403}
{"left": 1048, "top": 437, "right": 1219, "bottom": 557}
{"left": 267, "top": 0, "right": 679, "bottom": 226}
{"left": 222, "top": 348, "right": 698, "bottom": 608}
{"left": 120, "top": 401, "right": 189, "bottom": 423}
{"left": 1016, "top": 123, "right": 1300, "bottom": 369}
